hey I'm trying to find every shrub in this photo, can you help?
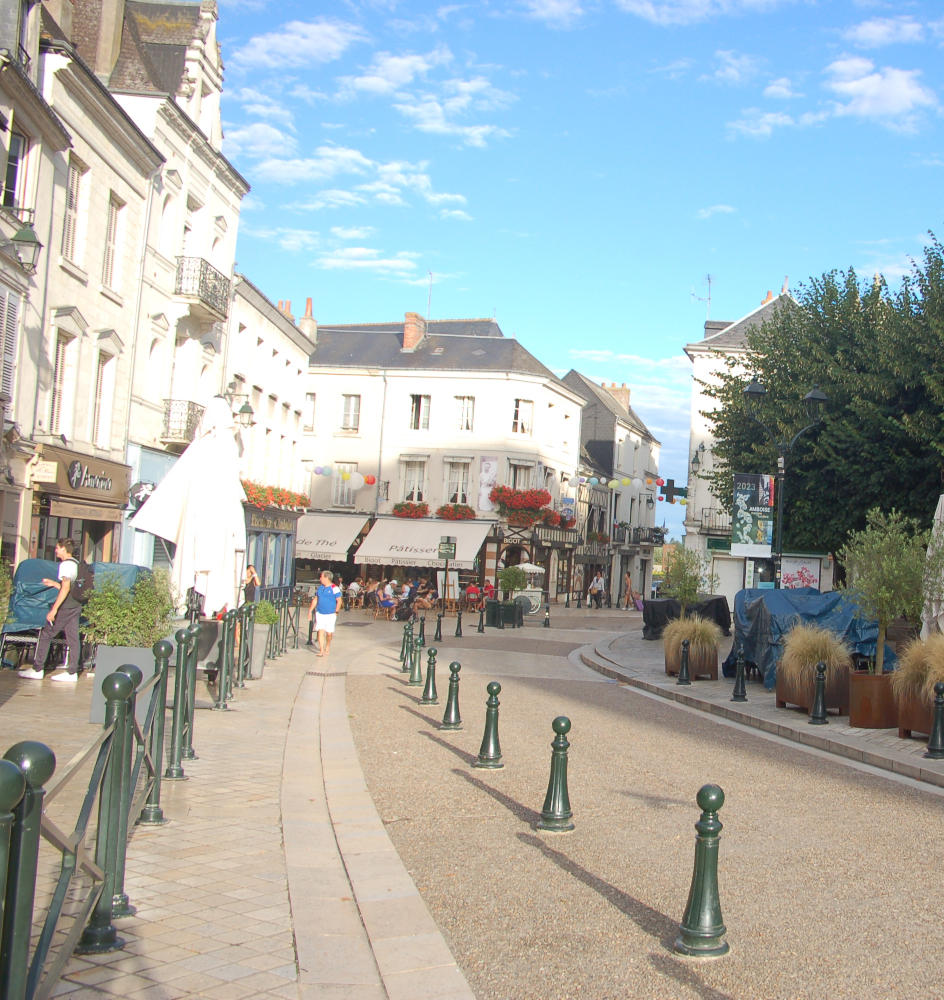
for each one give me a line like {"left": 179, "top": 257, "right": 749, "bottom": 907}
{"left": 82, "top": 569, "right": 176, "bottom": 647}
{"left": 497, "top": 565, "right": 527, "bottom": 594}
{"left": 779, "top": 623, "right": 852, "bottom": 685}
{"left": 254, "top": 599, "right": 280, "bottom": 625}
{"left": 890, "top": 634, "right": 944, "bottom": 705}
{"left": 661, "top": 548, "right": 718, "bottom": 615}
{"left": 662, "top": 616, "right": 722, "bottom": 661}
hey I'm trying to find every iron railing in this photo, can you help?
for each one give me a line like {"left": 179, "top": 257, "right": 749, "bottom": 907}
{"left": 174, "top": 257, "right": 230, "bottom": 318}
{"left": 161, "top": 399, "right": 204, "bottom": 446}
{"left": 700, "top": 508, "right": 732, "bottom": 533}
{"left": 632, "top": 526, "right": 666, "bottom": 545}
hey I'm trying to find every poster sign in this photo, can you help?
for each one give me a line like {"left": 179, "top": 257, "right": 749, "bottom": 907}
{"left": 478, "top": 456, "right": 498, "bottom": 510}
{"left": 730, "top": 473, "right": 775, "bottom": 558}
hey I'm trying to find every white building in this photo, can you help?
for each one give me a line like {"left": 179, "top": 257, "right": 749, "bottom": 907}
{"left": 683, "top": 293, "right": 834, "bottom": 605}
{"left": 302, "top": 311, "right": 587, "bottom": 597}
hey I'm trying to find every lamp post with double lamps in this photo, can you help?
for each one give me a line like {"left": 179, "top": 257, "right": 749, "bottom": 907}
{"left": 742, "top": 380, "right": 827, "bottom": 588}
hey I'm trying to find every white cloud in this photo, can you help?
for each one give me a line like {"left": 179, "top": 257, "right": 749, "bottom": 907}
{"left": 843, "top": 16, "right": 924, "bottom": 48}
{"left": 331, "top": 226, "right": 375, "bottom": 239}
{"left": 763, "top": 76, "right": 800, "bottom": 99}
{"left": 522, "top": 0, "right": 585, "bottom": 28}
{"left": 824, "top": 56, "right": 937, "bottom": 128}
{"left": 229, "top": 88, "right": 296, "bottom": 129}
{"left": 726, "top": 109, "right": 794, "bottom": 138}
{"left": 705, "top": 50, "right": 761, "bottom": 85}
{"left": 614, "top": 0, "right": 786, "bottom": 28}
{"left": 242, "top": 225, "right": 321, "bottom": 252}
{"left": 288, "top": 190, "right": 368, "bottom": 211}
{"left": 316, "top": 247, "right": 422, "bottom": 275}
{"left": 231, "top": 18, "right": 368, "bottom": 70}
{"left": 223, "top": 122, "right": 298, "bottom": 159}
{"left": 697, "top": 204, "right": 736, "bottom": 219}
{"left": 338, "top": 45, "right": 453, "bottom": 97}
{"left": 393, "top": 77, "right": 515, "bottom": 146}
{"left": 648, "top": 58, "right": 693, "bottom": 79}
{"left": 440, "top": 208, "right": 473, "bottom": 220}
{"left": 252, "top": 145, "right": 373, "bottom": 183}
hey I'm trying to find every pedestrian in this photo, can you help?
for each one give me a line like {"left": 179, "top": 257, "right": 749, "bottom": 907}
{"left": 308, "top": 569, "right": 342, "bottom": 657}
{"left": 19, "top": 538, "right": 83, "bottom": 682}
{"left": 242, "top": 564, "right": 260, "bottom": 603}
{"left": 589, "top": 569, "right": 605, "bottom": 609}
{"left": 623, "top": 570, "right": 633, "bottom": 609}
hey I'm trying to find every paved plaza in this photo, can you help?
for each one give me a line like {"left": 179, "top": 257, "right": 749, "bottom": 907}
{"left": 3, "top": 606, "right": 944, "bottom": 999}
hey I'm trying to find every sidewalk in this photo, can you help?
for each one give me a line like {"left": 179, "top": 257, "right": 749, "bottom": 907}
{"left": 3, "top": 606, "right": 942, "bottom": 998}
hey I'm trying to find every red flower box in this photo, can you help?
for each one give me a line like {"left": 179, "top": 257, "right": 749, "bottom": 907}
{"left": 393, "top": 501, "right": 429, "bottom": 518}
{"left": 435, "top": 503, "right": 476, "bottom": 520}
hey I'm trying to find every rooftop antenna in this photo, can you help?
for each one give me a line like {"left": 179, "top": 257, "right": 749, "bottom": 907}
{"left": 691, "top": 274, "right": 713, "bottom": 319}
{"left": 427, "top": 271, "right": 433, "bottom": 322}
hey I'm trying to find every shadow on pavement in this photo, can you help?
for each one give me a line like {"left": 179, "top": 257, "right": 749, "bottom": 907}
{"left": 455, "top": 768, "right": 542, "bottom": 826}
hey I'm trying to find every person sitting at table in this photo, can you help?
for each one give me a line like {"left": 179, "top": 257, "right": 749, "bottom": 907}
{"left": 363, "top": 579, "right": 379, "bottom": 609}
{"left": 413, "top": 577, "right": 436, "bottom": 610}
{"left": 483, "top": 578, "right": 495, "bottom": 600}
{"left": 465, "top": 581, "right": 482, "bottom": 610}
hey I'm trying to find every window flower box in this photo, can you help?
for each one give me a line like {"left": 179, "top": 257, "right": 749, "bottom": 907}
{"left": 435, "top": 503, "right": 476, "bottom": 520}
{"left": 393, "top": 501, "right": 429, "bottom": 518}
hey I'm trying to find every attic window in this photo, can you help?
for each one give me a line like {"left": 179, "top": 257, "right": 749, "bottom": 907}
{"left": 432, "top": 347, "right": 445, "bottom": 355}
{"left": 472, "top": 349, "right": 485, "bottom": 356}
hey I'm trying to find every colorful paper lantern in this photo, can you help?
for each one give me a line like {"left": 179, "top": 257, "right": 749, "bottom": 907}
{"left": 608, "top": 479, "right": 619, "bottom": 489}
{"left": 656, "top": 477, "right": 665, "bottom": 487}
{"left": 341, "top": 471, "right": 351, "bottom": 481}
{"left": 314, "top": 466, "right": 322, "bottom": 475}
{"left": 621, "top": 477, "right": 631, "bottom": 486}
{"left": 349, "top": 471, "right": 366, "bottom": 490}
{"left": 589, "top": 477, "right": 599, "bottom": 486}
{"left": 632, "top": 477, "right": 642, "bottom": 490}
{"left": 365, "top": 474, "right": 376, "bottom": 485}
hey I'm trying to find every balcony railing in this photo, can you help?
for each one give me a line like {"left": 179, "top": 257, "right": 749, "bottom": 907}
{"left": 161, "top": 399, "right": 204, "bottom": 447}
{"left": 175, "top": 257, "right": 230, "bottom": 318}
{"left": 701, "top": 508, "right": 732, "bottom": 534}
{"left": 632, "top": 526, "right": 665, "bottom": 546}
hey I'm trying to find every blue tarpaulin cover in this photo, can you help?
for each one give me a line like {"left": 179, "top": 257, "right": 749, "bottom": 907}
{"left": 721, "top": 588, "right": 890, "bottom": 689}
{"left": 3, "top": 560, "right": 149, "bottom": 634}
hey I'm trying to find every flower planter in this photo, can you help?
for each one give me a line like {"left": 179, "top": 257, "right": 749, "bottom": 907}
{"left": 89, "top": 643, "right": 161, "bottom": 725}
{"left": 775, "top": 663, "right": 850, "bottom": 715}
{"left": 895, "top": 690, "right": 934, "bottom": 739}
{"left": 664, "top": 646, "right": 718, "bottom": 681}
{"left": 848, "top": 671, "right": 897, "bottom": 729}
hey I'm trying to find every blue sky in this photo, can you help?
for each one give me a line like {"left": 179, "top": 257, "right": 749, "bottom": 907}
{"left": 217, "top": 0, "right": 944, "bottom": 539}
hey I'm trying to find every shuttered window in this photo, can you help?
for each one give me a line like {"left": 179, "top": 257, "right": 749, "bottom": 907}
{"left": 102, "top": 193, "right": 122, "bottom": 289}
{"left": 0, "top": 288, "right": 19, "bottom": 403}
{"left": 61, "top": 159, "right": 85, "bottom": 263}
{"left": 49, "top": 333, "right": 74, "bottom": 435}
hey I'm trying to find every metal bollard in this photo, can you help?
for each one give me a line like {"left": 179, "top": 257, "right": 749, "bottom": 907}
{"left": 402, "top": 624, "right": 413, "bottom": 674}
{"left": 543, "top": 604, "right": 551, "bottom": 629}
{"left": 233, "top": 606, "right": 246, "bottom": 688}
{"left": 421, "top": 647, "right": 439, "bottom": 705}
{"left": 925, "top": 681, "right": 944, "bottom": 759}
{"left": 537, "top": 717, "right": 574, "bottom": 832}
{"left": 243, "top": 602, "right": 257, "bottom": 679}
{"left": 675, "top": 784, "right": 729, "bottom": 958}
{"left": 497, "top": 604, "right": 505, "bottom": 630}
{"left": 677, "top": 638, "right": 692, "bottom": 686}
{"left": 139, "top": 640, "right": 174, "bottom": 826}
{"left": 111, "top": 665, "right": 142, "bottom": 918}
{"left": 809, "top": 662, "right": 828, "bottom": 725}
{"left": 0, "top": 742, "right": 56, "bottom": 992}
{"left": 0, "top": 758, "right": 27, "bottom": 955}
{"left": 408, "top": 635, "right": 425, "bottom": 686}
{"left": 441, "top": 662, "right": 462, "bottom": 730}
{"left": 434, "top": 613, "right": 443, "bottom": 642}
{"left": 165, "top": 628, "right": 189, "bottom": 780}
{"left": 419, "top": 615, "right": 426, "bottom": 644}
{"left": 182, "top": 623, "right": 201, "bottom": 760}
{"left": 399, "top": 623, "right": 410, "bottom": 662}
{"left": 77, "top": 675, "right": 133, "bottom": 954}
{"left": 731, "top": 645, "right": 747, "bottom": 702}
{"left": 473, "top": 682, "right": 503, "bottom": 769}
{"left": 455, "top": 610, "right": 463, "bottom": 638}
{"left": 477, "top": 608, "right": 485, "bottom": 633}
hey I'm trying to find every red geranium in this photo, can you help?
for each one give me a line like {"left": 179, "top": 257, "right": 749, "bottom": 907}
{"left": 436, "top": 503, "right": 476, "bottom": 520}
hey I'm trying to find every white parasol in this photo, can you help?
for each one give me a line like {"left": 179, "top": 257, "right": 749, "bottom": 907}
{"left": 130, "top": 396, "right": 247, "bottom": 615}
{"left": 515, "top": 562, "right": 545, "bottom": 574}
{"left": 921, "top": 494, "right": 944, "bottom": 638}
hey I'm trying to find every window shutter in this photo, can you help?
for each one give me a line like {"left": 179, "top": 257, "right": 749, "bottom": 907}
{"left": 0, "top": 290, "right": 18, "bottom": 402}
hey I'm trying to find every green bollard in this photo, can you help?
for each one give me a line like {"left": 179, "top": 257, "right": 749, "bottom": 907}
{"left": 213, "top": 612, "right": 233, "bottom": 711}
{"left": 77, "top": 675, "right": 133, "bottom": 954}
{"left": 677, "top": 638, "right": 692, "bottom": 686}
{"left": 537, "top": 717, "right": 574, "bottom": 832}
{"left": 497, "top": 604, "right": 505, "bottom": 630}
{"left": 233, "top": 606, "right": 246, "bottom": 689}
{"left": 182, "top": 623, "right": 200, "bottom": 760}
{"left": 477, "top": 608, "right": 485, "bottom": 634}
{"left": 731, "top": 645, "right": 747, "bottom": 702}
{"left": 473, "top": 682, "right": 503, "bottom": 769}
{"left": 0, "top": 758, "right": 27, "bottom": 945}
{"left": 139, "top": 640, "right": 174, "bottom": 825}
{"left": 0, "top": 742, "right": 56, "bottom": 995}
{"left": 455, "top": 610, "right": 463, "bottom": 638}
{"left": 165, "top": 628, "right": 189, "bottom": 780}
{"left": 808, "top": 662, "right": 828, "bottom": 725}
{"left": 224, "top": 608, "right": 238, "bottom": 700}
{"left": 925, "top": 682, "right": 944, "bottom": 759}
{"left": 675, "top": 784, "right": 729, "bottom": 958}
{"left": 440, "top": 662, "right": 462, "bottom": 730}
{"left": 399, "top": 623, "right": 409, "bottom": 662}
{"left": 543, "top": 604, "right": 551, "bottom": 629}
{"left": 434, "top": 613, "right": 443, "bottom": 642}
{"left": 421, "top": 647, "right": 439, "bottom": 705}
{"left": 408, "top": 635, "right": 425, "bottom": 686}
{"left": 244, "top": 602, "right": 256, "bottom": 677}
{"left": 419, "top": 616, "right": 426, "bottom": 644}
{"left": 112, "top": 664, "right": 142, "bottom": 918}
{"left": 402, "top": 625, "right": 413, "bottom": 674}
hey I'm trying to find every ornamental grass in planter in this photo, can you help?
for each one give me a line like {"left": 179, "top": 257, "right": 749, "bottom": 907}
{"left": 663, "top": 616, "right": 722, "bottom": 680}
{"left": 775, "top": 623, "right": 852, "bottom": 715}
{"left": 889, "top": 634, "right": 944, "bottom": 738}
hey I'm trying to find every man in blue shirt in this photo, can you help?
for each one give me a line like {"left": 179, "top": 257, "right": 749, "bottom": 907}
{"left": 308, "top": 570, "right": 342, "bottom": 657}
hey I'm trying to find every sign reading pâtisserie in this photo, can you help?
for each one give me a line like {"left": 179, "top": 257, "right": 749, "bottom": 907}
{"left": 38, "top": 445, "right": 131, "bottom": 505}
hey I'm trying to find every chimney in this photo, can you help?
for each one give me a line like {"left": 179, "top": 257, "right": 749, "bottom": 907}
{"left": 402, "top": 311, "right": 427, "bottom": 351}
{"left": 602, "top": 381, "right": 631, "bottom": 412}
{"left": 761, "top": 290, "right": 773, "bottom": 305}
{"left": 279, "top": 300, "right": 294, "bottom": 322}
{"left": 298, "top": 297, "right": 317, "bottom": 344}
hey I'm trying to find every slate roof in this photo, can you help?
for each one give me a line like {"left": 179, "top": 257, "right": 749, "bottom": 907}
{"left": 108, "top": 1, "right": 202, "bottom": 95}
{"left": 685, "top": 293, "right": 794, "bottom": 357}
{"left": 311, "top": 318, "right": 577, "bottom": 392}
{"left": 563, "top": 370, "right": 659, "bottom": 445}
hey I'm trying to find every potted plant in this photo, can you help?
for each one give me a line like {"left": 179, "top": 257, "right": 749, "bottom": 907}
{"left": 662, "top": 616, "right": 722, "bottom": 680}
{"left": 775, "top": 623, "right": 853, "bottom": 715}
{"left": 839, "top": 508, "right": 944, "bottom": 728}
{"left": 392, "top": 501, "right": 429, "bottom": 518}
{"left": 435, "top": 503, "right": 476, "bottom": 520}
{"left": 890, "top": 634, "right": 944, "bottom": 739}
{"left": 83, "top": 568, "right": 177, "bottom": 723}
{"left": 251, "top": 599, "right": 279, "bottom": 678}
{"left": 660, "top": 547, "right": 716, "bottom": 618}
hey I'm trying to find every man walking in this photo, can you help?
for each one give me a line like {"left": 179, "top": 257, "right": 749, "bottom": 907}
{"left": 19, "top": 538, "right": 83, "bottom": 682}
{"left": 308, "top": 570, "right": 342, "bottom": 657}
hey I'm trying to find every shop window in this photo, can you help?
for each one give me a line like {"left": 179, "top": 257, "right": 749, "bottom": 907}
{"left": 409, "top": 394, "right": 430, "bottom": 430}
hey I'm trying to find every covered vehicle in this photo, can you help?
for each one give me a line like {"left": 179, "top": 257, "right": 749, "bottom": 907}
{"left": 721, "top": 587, "right": 888, "bottom": 689}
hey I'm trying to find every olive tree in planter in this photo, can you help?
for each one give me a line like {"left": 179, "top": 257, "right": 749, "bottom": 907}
{"left": 250, "top": 599, "right": 279, "bottom": 678}
{"left": 839, "top": 507, "right": 944, "bottom": 728}
{"left": 84, "top": 569, "right": 177, "bottom": 723}
{"left": 659, "top": 548, "right": 721, "bottom": 676}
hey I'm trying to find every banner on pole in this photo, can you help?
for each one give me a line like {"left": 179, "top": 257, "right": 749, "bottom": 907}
{"left": 730, "top": 473, "right": 775, "bottom": 557}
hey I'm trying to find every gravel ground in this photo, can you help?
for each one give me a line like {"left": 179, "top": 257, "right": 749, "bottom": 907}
{"left": 348, "top": 658, "right": 944, "bottom": 1000}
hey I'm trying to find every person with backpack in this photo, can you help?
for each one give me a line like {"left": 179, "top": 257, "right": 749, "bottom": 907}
{"left": 18, "top": 538, "right": 91, "bottom": 682}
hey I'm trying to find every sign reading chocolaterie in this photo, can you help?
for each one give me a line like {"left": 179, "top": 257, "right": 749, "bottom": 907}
{"left": 37, "top": 445, "right": 131, "bottom": 506}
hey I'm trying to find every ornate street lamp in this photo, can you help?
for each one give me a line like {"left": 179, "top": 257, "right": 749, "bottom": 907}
{"left": 0, "top": 222, "right": 42, "bottom": 273}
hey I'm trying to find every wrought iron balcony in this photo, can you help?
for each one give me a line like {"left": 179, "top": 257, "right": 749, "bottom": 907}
{"left": 161, "top": 399, "right": 204, "bottom": 449}
{"left": 632, "top": 526, "right": 666, "bottom": 546}
{"left": 175, "top": 256, "right": 230, "bottom": 319}
{"left": 701, "top": 508, "right": 732, "bottom": 535}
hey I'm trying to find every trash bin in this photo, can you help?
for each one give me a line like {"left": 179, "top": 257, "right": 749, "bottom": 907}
{"left": 485, "top": 599, "right": 502, "bottom": 627}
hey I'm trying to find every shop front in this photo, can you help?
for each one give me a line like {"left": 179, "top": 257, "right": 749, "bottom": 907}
{"left": 245, "top": 505, "right": 302, "bottom": 598}
{"left": 30, "top": 445, "right": 131, "bottom": 562}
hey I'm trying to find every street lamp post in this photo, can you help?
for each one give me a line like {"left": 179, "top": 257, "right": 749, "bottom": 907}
{"left": 742, "top": 380, "right": 827, "bottom": 588}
